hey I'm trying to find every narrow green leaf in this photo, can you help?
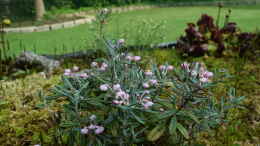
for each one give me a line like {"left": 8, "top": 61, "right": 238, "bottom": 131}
{"left": 60, "top": 122, "right": 79, "bottom": 128}
{"left": 147, "top": 124, "right": 166, "bottom": 142}
{"left": 186, "top": 112, "right": 200, "bottom": 123}
{"left": 176, "top": 123, "right": 189, "bottom": 139}
{"left": 130, "top": 111, "right": 145, "bottom": 125}
{"left": 156, "top": 110, "right": 177, "bottom": 121}
{"left": 169, "top": 117, "right": 177, "bottom": 135}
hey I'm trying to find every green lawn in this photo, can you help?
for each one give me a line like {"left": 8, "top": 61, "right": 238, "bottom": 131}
{"left": 6, "top": 5, "right": 260, "bottom": 55}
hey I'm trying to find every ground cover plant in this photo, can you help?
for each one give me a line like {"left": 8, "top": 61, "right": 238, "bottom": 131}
{"left": 5, "top": 5, "right": 260, "bottom": 55}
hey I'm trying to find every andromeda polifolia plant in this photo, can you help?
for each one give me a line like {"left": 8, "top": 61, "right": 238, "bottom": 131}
{"left": 43, "top": 9, "right": 245, "bottom": 146}
{"left": 45, "top": 39, "right": 244, "bottom": 145}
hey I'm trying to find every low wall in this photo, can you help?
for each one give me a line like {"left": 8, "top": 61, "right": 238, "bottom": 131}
{"left": 3, "top": 16, "right": 94, "bottom": 33}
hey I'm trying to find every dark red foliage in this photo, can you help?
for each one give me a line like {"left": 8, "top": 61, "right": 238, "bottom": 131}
{"left": 176, "top": 13, "right": 259, "bottom": 58}
{"left": 221, "top": 22, "right": 237, "bottom": 34}
{"left": 197, "top": 14, "right": 215, "bottom": 33}
{"left": 237, "top": 32, "right": 256, "bottom": 56}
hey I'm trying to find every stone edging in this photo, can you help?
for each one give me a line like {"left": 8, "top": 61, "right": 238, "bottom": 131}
{"left": 2, "top": 5, "right": 154, "bottom": 33}
{"left": 3, "top": 16, "right": 95, "bottom": 33}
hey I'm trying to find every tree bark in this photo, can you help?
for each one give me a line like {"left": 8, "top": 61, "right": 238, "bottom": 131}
{"left": 35, "top": 0, "right": 45, "bottom": 21}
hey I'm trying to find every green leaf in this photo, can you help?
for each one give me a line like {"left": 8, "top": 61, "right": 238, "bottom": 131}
{"left": 186, "top": 112, "right": 200, "bottom": 123}
{"left": 176, "top": 123, "right": 189, "bottom": 139}
{"left": 169, "top": 117, "right": 177, "bottom": 135}
{"left": 130, "top": 111, "right": 145, "bottom": 125}
{"left": 156, "top": 110, "right": 177, "bottom": 121}
{"left": 60, "top": 122, "right": 79, "bottom": 128}
{"left": 147, "top": 124, "right": 166, "bottom": 142}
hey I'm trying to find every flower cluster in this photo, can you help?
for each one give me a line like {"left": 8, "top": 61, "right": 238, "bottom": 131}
{"left": 159, "top": 65, "right": 174, "bottom": 71}
{"left": 63, "top": 66, "right": 89, "bottom": 78}
{"left": 126, "top": 55, "right": 141, "bottom": 62}
{"left": 113, "top": 90, "right": 130, "bottom": 105}
{"left": 99, "top": 84, "right": 130, "bottom": 105}
{"left": 142, "top": 79, "right": 158, "bottom": 89}
{"left": 91, "top": 62, "right": 109, "bottom": 71}
{"left": 81, "top": 124, "right": 105, "bottom": 135}
{"left": 181, "top": 62, "right": 213, "bottom": 83}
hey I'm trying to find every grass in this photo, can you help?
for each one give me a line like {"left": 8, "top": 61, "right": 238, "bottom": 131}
{"left": 5, "top": 5, "right": 260, "bottom": 55}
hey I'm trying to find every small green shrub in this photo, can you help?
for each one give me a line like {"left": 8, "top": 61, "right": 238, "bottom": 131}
{"left": 45, "top": 33, "right": 244, "bottom": 145}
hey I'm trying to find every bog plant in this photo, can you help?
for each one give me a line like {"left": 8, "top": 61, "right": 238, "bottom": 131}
{"left": 45, "top": 37, "right": 244, "bottom": 145}
{"left": 44, "top": 9, "right": 245, "bottom": 145}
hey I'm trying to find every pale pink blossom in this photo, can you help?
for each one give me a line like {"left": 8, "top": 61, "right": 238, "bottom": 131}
{"left": 203, "top": 71, "right": 214, "bottom": 78}
{"left": 64, "top": 69, "right": 71, "bottom": 73}
{"left": 88, "top": 124, "right": 97, "bottom": 130}
{"left": 79, "top": 73, "right": 89, "bottom": 78}
{"left": 200, "top": 77, "right": 208, "bottom": 83}
{"left": 149, "top": 79, "right": 158, "bottom": 85}
{"left": 64, "top": 72, "right": 71, "bottom": 76}
{"left": 72, "top": 66, "right": 79, "bottom": 72}
{"left": 100, "top": 84, "right": 109, "bottom": 91}
{"left": 95, "top": 126, "right": 104, "bottom": 134}
{"left": 133, "top": 56, "right": 141, "bottom": 61}
{"left": 91, "top": 62, "right": 98, "bottom": 68}
{"left": 181, "top": 62, "right": 190, "bottom": 70}
{"left": 101, "top": 63, "right": 108, "bottom": 68}
{"left": 100, "top": 67, "right": 106, "bottom": 71}
{"left": 167, "top": 65, "right": 174, "bottom": 71}
{"left": 113, "top": 84, "right": 121, "bottom": 91}
{"left": 113, "top": 100, "right": 120, "bottom": 104}
{"left": 144, "top": 70, "right": 153, "bottom": 76}
{"left": 159, "top": 65, "right": 166, "bottom": 70}
{"left": 142, "top": 83, "right": 150, "bottom": 88}
{"left": 116, "top": 91, "right": 129, "bottom": 100}
{"left": 81, "top": 127, "right": 89, "bottom": 134}
{"left": 143, "top": 101, "right": 154, "bottom": 109}
{"left": 126, "top": 55, "right": 133, "bottom": 61}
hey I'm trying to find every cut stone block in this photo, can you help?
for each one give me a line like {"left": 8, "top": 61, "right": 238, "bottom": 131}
{"left": 50, "top": 23, "right": 64, "bottom": 30}
{"left": 19, "top": 26, "right": 36, "bottom": 33}
{"left": 35, "top": 25, "right": 50, "bottom": 32}
{"left": 63, "top": 21, "right": 75, "bottom": 28}
{"left": 74, "top": 19, "right": 86, "bottom": 25}
{"left": 3, "top": 28, "right": 20, "bottom": 33}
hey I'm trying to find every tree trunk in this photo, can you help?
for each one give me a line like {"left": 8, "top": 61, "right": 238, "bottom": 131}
{"left": 35, "top": 0, "right": 45, "bottom": 21}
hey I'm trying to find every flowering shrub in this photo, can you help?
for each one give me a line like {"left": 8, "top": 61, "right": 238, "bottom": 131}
{"left": 45, "top": 37, "right": 245, "bottom": 145}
